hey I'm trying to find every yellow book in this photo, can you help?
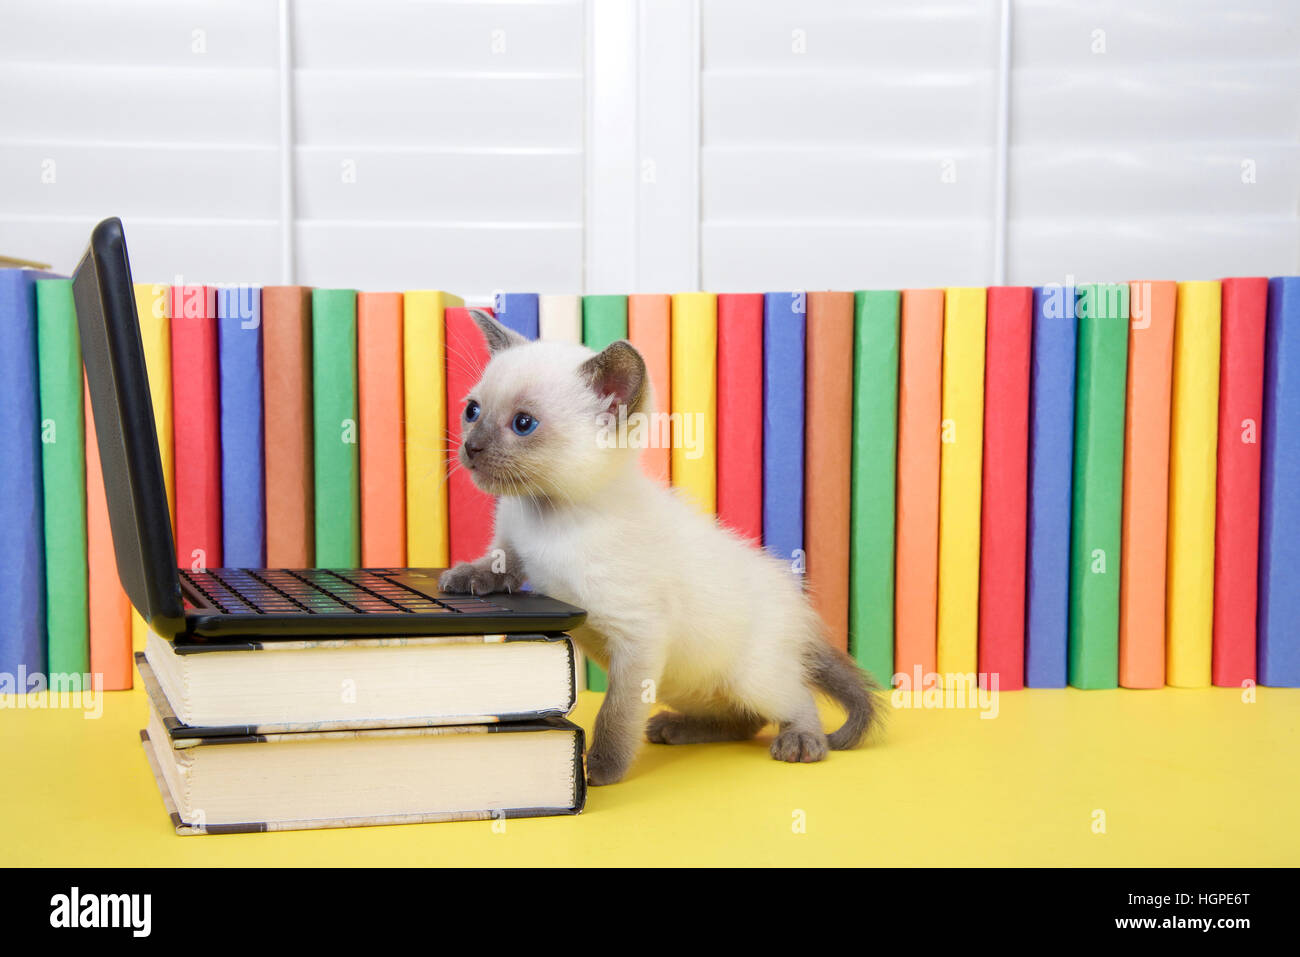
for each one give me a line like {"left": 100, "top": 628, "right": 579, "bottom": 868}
{"left": 402, "top": 290, "right": 463, "bottom": 568}
{"left": 670, "top": 293, "right": 717, "bottom": 514}
{"left": 936, "top": 287, "right": 986, "bottom": 681}
{"left": 1166, "top": 281, "right": 1221, "bottom": 687}
{"left": 132, "top": 283, "right": 174, "bottom": 653}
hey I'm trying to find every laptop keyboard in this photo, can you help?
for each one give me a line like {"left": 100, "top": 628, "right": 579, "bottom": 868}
{"left": 181, "top": 568, "right": 501, "bottom": 616}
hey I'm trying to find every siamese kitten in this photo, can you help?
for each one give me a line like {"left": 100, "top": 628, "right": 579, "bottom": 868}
{"left": 439, "top": 310, "right": 880, "bottom": 786}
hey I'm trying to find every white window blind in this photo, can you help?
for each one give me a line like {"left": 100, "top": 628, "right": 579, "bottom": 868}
{"left": 2, "top": 0, "right": 1297, "bottom": 291}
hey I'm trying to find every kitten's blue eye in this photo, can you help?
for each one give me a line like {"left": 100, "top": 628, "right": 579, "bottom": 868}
{"left": 465, "top": 400, "right": 480, "bottom": 423}
{"left": 512, "top": 413, "right": 539, "bottom": 436}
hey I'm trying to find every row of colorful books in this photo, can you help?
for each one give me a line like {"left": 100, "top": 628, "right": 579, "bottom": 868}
{"left": 1, "top": 273, "right": 1297, "bottom": 695}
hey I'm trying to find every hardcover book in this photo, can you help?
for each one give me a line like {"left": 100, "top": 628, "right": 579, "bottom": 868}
{"left": 140, "top": 710, "right": 585, "bottom": 835}
{"left": 138, "top": 633, "right": 576, "bottom": 733}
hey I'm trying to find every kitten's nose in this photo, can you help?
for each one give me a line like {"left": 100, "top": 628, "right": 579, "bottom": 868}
{"left": 463, "top": 437, "right": 485, "bottom": 460}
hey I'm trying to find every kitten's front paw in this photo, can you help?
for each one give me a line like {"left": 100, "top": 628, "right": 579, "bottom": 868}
{"left": 585, "top": 746, "right": 629, "bottom": 786}
{"left": 770, "top": 729, "right": 828, "bottom": 763}
{"left": 438, "top": 562, "right": 520, "bottom": 595}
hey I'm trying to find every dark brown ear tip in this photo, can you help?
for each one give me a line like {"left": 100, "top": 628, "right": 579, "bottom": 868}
{"left": 611, "top": 339, "right": 646, "bottom": 366}
{"left": 469, "top": 308, "right": 527, "bottom": 353}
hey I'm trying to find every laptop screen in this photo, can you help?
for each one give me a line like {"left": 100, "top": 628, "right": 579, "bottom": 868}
{"left": 72, "top": 218, "right": 185, "bottom": 637}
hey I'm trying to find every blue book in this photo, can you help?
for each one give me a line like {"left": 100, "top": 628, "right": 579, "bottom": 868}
{"left": 0, "top": 268, "right": 52, "bottom": 679}
{"left": 1259, "top": 276, "right": 1300, "bottom": 686}
{"left": 762, "top": 291, "right": 806, "bottom": 575}
{"left": 493, "top": 293, "right": 540, "bottom": 339}
{"left": 1025, "top": 284, "right": 1077, "bottom": 687}
{"left": 218, "top": 286, "right": 266, "bottom": 568}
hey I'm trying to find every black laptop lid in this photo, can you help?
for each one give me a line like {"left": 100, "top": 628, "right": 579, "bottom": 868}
{"left": 72, "top": 218, "right": 185, "bottom": 637}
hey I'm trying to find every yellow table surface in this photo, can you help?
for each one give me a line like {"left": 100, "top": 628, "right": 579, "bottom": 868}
{"left": 3, "top": 686, "right": 1297, "bottom": 866}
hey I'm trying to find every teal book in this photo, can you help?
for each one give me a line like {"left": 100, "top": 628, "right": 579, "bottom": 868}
{"left": 849, "top": 290, "right": 900, "bottom": 682}
{"left": 1068, "top": 283, "right": 1130, "bottom": 689}
{"left": 311, "top": 289, "right": 360, "bottom": 567}
{"left": 580, "top": 294, "right": 628, "bottom": 692}
{"left": 36, "top": 279, "right": 89, "bottom": 685}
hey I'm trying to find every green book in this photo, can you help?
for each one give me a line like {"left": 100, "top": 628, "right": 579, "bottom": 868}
{"left": 311, "top": 289, "right": 360, "bottom": 568}
{"left": 36, "top": 279, "right": 89, "bottom": 686}
{"left": 580, "top": 295, "right": 628, "bottom": 692}
{"left": 582, "top": 294, "right": 628, "bottom": 351}
{"left": 849, "top": 290, "right": 900, "bottom": 684}
{"left": 1068, "top": 283, "right": 1130, "bottom": 688}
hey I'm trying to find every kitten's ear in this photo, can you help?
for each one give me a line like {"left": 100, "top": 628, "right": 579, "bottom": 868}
{"left": 468, "top": 308, "right": 528, "bottom": 355}
{"left": 580, "top": 340, "right": 647, "bottom": 414}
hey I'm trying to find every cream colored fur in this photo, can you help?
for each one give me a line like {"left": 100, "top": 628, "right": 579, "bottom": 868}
{"left": 439, "top": 316, "right": 875, "bottom": 785}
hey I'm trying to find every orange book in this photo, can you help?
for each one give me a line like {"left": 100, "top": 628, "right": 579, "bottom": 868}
{"left": 804, "top": 291, "right": 855, "bottom": 650}
{"left": 84, "top": 378, "right": 132, "bottom": 690}
{"left": 1118, "top": 280, "right": 1176, "bottom": 687}
{"left": 261, "top": 287, "right": 315, "bottom": 567}
{"left": 893, "top": 289, "right": 944, "bottom": 686}
{"left": 357, "top": 292, "right": 407, "bottom": 567}
{"left": 627, "top": 293, "right": 671, "bottom": 484}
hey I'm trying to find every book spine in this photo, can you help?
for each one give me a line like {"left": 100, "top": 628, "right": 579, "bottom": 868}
{"left": 716, "top": 293, "right": 764, "bottom": 543}
{"left": 261, "top": 287, "right": 315, "bottom": 567}
{"left": 36, "top": 279, "right": 89, "bottom": 683}
{"left": 582, "top": 294, "right": 628, "bottom": 351}
{"left": 936, "top": 287, "right": 986, "bottom": 681}
{"left": 403, "top": 290, "right": 461, "bottom": 567}
{"left": 133, "top": 283, "right": 173, "bottom": 653}
{"left": 311, "top": 289, "right": 361, "bottom": 568}
{"left": 1212, "top": 277, "right": 1267, "bottom": 687}
{"left": 445, "top": 306, "right": 496, "bottom": 566}
{"left": 171, "top": 284, "right": 222, "bottom": 571}
{"left": 1117, "top": 280, "right": 1176, "bottom": 687}
{"left": 85, "top": 377, "right": 132, "bottom": 689}
{"left": 978, "top": 286, "right": 1033, "bottom": 691}
{"left": 493, "top": 293, "right": 540, "bottom": 339}
{"left": 538, "top": 294, "right": 582, "bottom": 343}
{"left": 1166, "top": 281, "right": 1221, "bottom": 688}
{"left": 762, "top": 292, "right": 805, "bottom": 577}
{"left": 805, "top": 291, "right": 855, "bottom": 651}
{"left": 1068, "top": 283, "right": 1130, "bottom": 689}
{"left": 1025, "top": 285, "right": 1076, "bottom": 687}
{"left": 849, "top": 290, "right": 900, "bottom": 681}
{"left": 894, "top": 288, "right": 944, "bottom": 688}
{"left": 627, "top": 293, "right": 672, "bottom": 484}
{"left": 0, "top": 270, "right": 47, "bottom": 676}
{"left": 1259, "top": 276, "right": 1300, "bottom": 686}
{"left": 216, "top": 286, "right": 265, "bottom": 568}
{"left": 671, "top": 293, "right": 718, "bottom": 515}
{"left": 357, "top": 292, "right": 406, "bottom": 567}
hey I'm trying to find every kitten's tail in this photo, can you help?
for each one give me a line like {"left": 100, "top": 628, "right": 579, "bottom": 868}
{"left": 805, "top": 639, "right": 883, "bottom": 750}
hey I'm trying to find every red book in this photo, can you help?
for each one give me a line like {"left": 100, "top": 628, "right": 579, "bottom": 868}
{"left": 1213, "top": 277, "right": 1268, "bottom": 686}
{"left": 170, "top": 284, "right": 222, "bottom": 571}
{"left": 716, "top": 293, "right": 763, "bottom": 542}
{"left": 978, "top": 286, "right": 1033, "bottom": 690}
{"left": 446, "top": 306, "right": 496, "bottom": 565}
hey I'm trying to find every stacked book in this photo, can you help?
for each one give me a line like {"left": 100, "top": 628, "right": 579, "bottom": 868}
{"left": 136, "top": 630, "right": 585, "bottom": 834}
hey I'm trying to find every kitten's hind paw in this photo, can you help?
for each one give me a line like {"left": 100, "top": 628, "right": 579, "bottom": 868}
{"left": 645, "top": 710, "right": 685, "bottom": 744}
{"left": 770, "top": 729, "right": 829, "bottom": 763}
{"left": 646, "top": 710, "right": 765, "bottom": 745}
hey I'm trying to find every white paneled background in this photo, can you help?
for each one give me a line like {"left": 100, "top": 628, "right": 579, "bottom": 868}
{"left": 2, "top": 0, "right": 1297, "bottom": 299}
